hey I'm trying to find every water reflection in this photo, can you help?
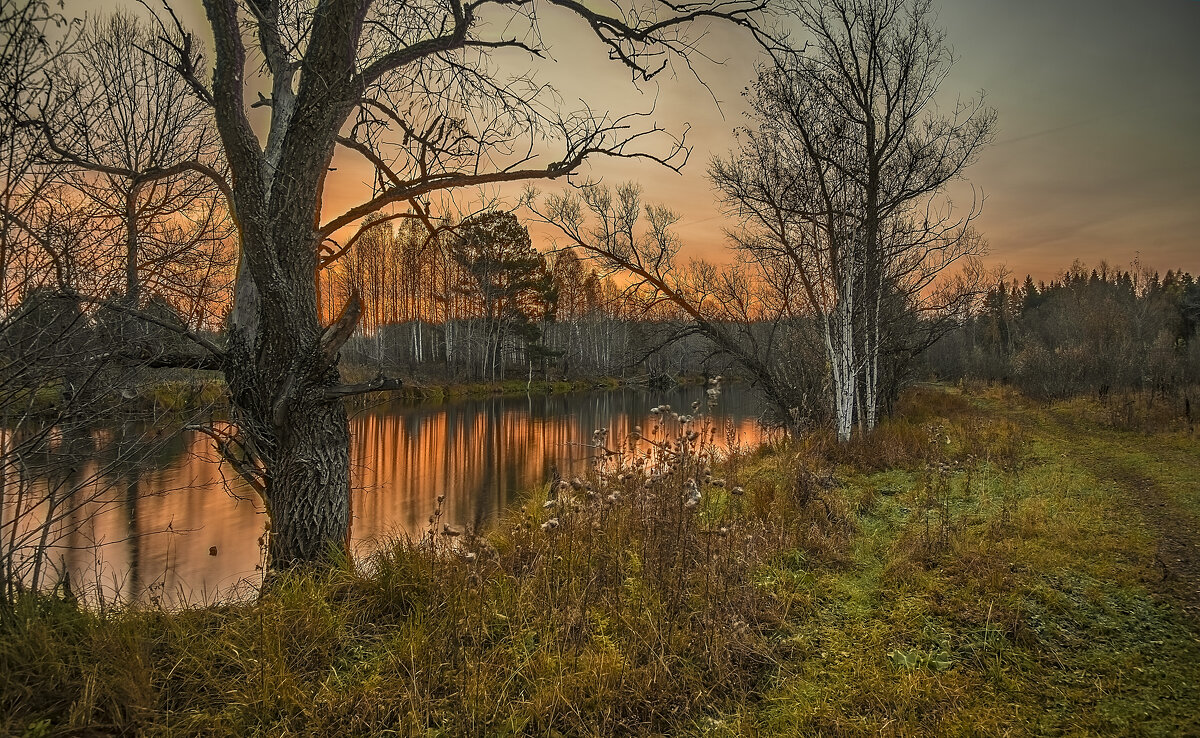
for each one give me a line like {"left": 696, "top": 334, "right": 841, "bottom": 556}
{"left": 54, "top": 384, "right": 765, "bottom": 603}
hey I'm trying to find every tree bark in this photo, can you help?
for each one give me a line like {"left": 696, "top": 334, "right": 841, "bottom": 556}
{"left": 831, "top": 279, "right": 857, "bottom": 442}
{"left": 224, "top": 272, "right": 353, "bottom": 569}
{"left": 267, "top": 372, "right": 351, "bottom": 565}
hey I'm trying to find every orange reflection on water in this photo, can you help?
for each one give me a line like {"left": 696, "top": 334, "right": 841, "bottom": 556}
{"left": 50, "top": 386, "right": 764, "bottom": 604}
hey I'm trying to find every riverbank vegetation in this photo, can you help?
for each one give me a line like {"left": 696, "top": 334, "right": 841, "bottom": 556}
{"left": 13, "top": 370, "right": 650, "bottom": 417}
{"left": 3, "top": 0, "right": 1199, "bottom": 732}
{"left": 4, "top": 384, "right": 1198, "bottom": 736}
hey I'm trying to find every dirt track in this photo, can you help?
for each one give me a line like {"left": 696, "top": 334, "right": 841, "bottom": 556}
{"left": 1108, "top": 460, "right": 1200, "bottom": 624}
{"left": 1043, "top": 409, "right": 1200, "bottom": 624}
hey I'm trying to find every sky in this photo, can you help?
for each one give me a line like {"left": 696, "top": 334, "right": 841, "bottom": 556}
{"left": 105, "top": 0, "right": 1200, "bottom": 283}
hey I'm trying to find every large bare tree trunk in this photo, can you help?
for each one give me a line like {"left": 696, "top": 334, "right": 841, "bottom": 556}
{"left": 267, "top": 383, "right": 350, "bottom": 565}
{"left": 225, "top": 309, "right": 353, "bottom": 567}
{"left": 224, "top": 208, "right": 354, "bottom": 567}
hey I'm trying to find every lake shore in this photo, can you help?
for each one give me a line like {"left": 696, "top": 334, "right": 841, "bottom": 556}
{"left": 118, "top": 369, "right": 711, "bottom": 415}
{"left": 4, "top": 385, "right": 1199, "bottom": 735}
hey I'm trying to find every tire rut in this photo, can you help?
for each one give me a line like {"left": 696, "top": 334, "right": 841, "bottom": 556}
{"left": 1103, "top": 459, "right": 1200, "bottom": 624}
{"left": 1040, "top": 409, "right": 1200, "bottom": 624}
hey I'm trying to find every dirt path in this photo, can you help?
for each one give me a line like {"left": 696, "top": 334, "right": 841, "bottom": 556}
{"left": 1103, "top": 456, "right": 1200, "bottom": 623}
{"left": 1040, "top": 410, "right": 1200, "bottom": 624}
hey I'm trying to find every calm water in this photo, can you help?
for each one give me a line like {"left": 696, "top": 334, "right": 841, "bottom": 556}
{"left": 42, "top": 384, "right": 767, "bottom": 603}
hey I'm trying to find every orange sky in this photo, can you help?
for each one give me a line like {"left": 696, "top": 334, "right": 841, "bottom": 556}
{"left": 108, "top": 0, "right": 1200, "bottom": 283}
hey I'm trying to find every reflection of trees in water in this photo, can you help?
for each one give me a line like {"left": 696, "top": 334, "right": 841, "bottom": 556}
{"left": 2, "top": 416, "right": 190, "bottom": 601}
{"left": 17, "top": 385, "right": 763, "bottom": 604}
{"left": 352, "top": 385, "right": 764, "bottom": 541}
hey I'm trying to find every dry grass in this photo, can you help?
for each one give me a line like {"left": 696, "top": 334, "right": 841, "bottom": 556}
{"left": 1, "top": 385, "right": 853, "bottom": 736}
{"left": 3, "top": 383, "right": 1199, "bottom": 736}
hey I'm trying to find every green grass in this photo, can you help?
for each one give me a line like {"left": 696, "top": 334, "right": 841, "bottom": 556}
{"left": 731, "top": 386, "right": 1200, "bottom": 736}
{"left": 3, "top": 386, "right": 1198, "bottom": 736}
{"left": 145, "top": 378, "right": 227, "bottom": 413}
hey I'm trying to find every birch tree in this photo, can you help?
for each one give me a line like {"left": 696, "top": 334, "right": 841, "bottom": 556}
{"left": 711, "top": 0, "right": 995, "bottom": 440}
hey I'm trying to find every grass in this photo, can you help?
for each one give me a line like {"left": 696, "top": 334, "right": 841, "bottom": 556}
{"left": 3, "top": 385, "right": 1199, "bottom": 736}
{"left": 8, "top": 368, "right": 638, "bottom": 418}
{"left": 319, "top": 366, "right": 635, "bottom": 403}
{"left": 144, "top": 377, "right": 227, "bottom": 413}
{"left": 141, "top": 372, "right": 630, "bottom": 409}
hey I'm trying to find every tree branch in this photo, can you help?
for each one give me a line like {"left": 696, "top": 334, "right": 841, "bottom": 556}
{"left": 319, "top": 290, "right": 363, "bottom": 364}
{"left": 185, "top": 423, "right": 267, "bottom": 497}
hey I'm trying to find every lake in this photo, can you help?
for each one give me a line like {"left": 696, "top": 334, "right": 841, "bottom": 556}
{"left": 34, "top": 383, "right": 768, "bottom": 604}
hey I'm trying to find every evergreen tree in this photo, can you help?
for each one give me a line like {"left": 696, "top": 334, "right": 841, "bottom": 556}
{"left": 450, "top": 212, "right": 555, "bottom": 379}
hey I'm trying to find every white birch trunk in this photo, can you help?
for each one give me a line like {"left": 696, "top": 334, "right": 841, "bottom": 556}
{"left": 831, "top": 278, "right": 857, "bottom": 443}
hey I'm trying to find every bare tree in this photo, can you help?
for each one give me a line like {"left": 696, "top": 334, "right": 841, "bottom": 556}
{"left": 0, "top": 0, "right": 81, "bottom": 302}
{"left": 40, "top": 12, "right": 234, "bottom": 316}
{"left": 0, "top": 3, "right": 198, "bottom": 605}
{"left": 711, "top": 0, "right": 995, "bottom": 440}
{"left": 6, "top": 7, "right": 236, "bottom": 362}
{"left": 526, "top": 182, "right": 809, "bottom": 426}
{"left": 87, "top": 0, "right": 771, "bottom": 569}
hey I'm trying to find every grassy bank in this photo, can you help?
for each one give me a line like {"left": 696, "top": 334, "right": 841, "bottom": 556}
{"left": 338, "top": 369, "right": 709, "bottom": 402}
{"left": 9, "top": 371, "right": 654, "bottom": 417}
{"left": 2, "top": 386, "right": 1198, "bottom": 736}
{"left": 145, "top": 371, "right": 660, "bottom": 412}
{"left": 369, "top": 374, "right": 629, "bottom": 402}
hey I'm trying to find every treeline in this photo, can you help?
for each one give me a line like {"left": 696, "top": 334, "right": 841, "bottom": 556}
{"left": 323, "top": 212, "right": 711, "bottom": 381}
{"left": 926, "top": 261, "right": 1200, "bottom": 401}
